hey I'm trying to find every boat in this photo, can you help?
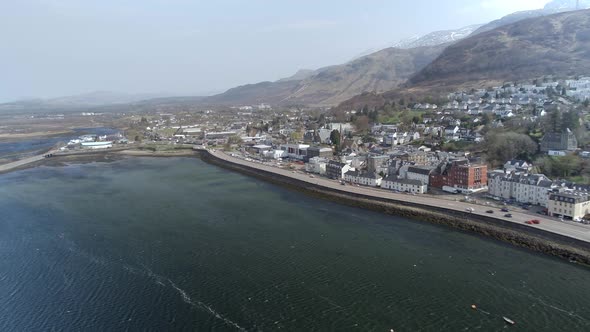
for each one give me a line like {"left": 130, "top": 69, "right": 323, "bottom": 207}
{"left": 503, "top": 316, "right": 515, "bottom": 325}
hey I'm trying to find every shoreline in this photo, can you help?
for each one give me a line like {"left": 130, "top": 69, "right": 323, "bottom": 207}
{"left": 0, "top": 147, "right": 197, "bottom": 174}
{"left": 195, "top": 147, "right": 590, "bottom": 266}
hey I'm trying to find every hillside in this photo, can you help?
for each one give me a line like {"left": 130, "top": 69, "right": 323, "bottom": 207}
{"left": 337, "top": 9, "right": 590, "bottom": 111}
{"left": 200, "top": 44, "right": 446, "bottom": 107}
{"left": 391, "top": 25, "right": 482, "bottom": 49}
{"left": 409, "top": 9, "right": 590, "bottom": 87}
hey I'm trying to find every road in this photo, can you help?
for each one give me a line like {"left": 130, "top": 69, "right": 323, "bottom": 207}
{"left": 206, "top": 148, "right": 590, "bottom": 243}
{"left": 0, "top": 152, "right": 50, "bottom": 174}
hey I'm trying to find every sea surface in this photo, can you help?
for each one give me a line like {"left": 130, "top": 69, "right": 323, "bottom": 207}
{"left": 1, "top": 157, "right": 589, "bottom": 331}
{"left": 0, "top": 127, "right": 118, "bottom": 160}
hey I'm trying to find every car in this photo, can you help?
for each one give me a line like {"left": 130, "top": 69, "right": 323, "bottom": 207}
{"left": 525, "top": 220, "right": 533, "bottom": 225}
{"left": 486, "top": 210, "right": 494, "bottom": 214}
{"left": 504, "top": 213, "right": 512, "bottom": 218}
{"left": 465, "top": 208, "right": 474, "bottom": 213}
{"left": 531, "top": 219, "right": 541, "bottom": 224}
{"left": 501, "top": 208, "right": 509, "bottom": 212}
{"left": 522, "top": 206, "right": 530, "bottom": 210}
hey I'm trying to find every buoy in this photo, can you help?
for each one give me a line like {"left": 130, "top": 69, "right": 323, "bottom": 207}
{"left": 471, "top": 304, "right": 477, "bottom": 310}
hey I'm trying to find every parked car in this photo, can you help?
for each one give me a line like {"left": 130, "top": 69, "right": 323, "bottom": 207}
{"left": 501, "top": 208, "right": 509, "bottom": 212}
{"left": 531, "top": 219, "right": 541, "bottom": 224}
{"left": 504, "top": 213, "right": 512, "bottom": 218}
{"left": 486, "top": 210, "right": 494, "bottom": 214}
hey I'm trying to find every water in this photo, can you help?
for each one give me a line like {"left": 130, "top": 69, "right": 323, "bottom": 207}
{"left": 0, "top": 127, "right": 118, "bottom": 160}
{"left": 0, "top": 157, "right": 589, "bottom": 331}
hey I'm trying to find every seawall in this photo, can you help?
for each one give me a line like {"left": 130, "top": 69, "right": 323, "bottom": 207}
{"left": 196, "top": 148, "right": 590, "bottom": 266}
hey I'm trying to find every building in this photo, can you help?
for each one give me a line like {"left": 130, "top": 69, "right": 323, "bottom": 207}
{"left": 488, "top": 172, "right": 554, "bottom": 206}
{"left": 305, "top": 147, "right": 333, "bottom": 161}
{"left": 326, "top": 161, "right": 352, "bottom": 179}
{"left": 448, "top": 163, "right": 488, "bottom": 191}
{"left": 344, "top": 171, "right": 382, "bottom": 187}
{"left": 367, "top": 155, "right": 390, "bottom": 173}
{"left": 305, "top": 157, "right": 327, "bottom": 175}
{"left": 503, "top": 160, "right": 532, "bottom": 173}
{"left": 547, "top": 192, "right": 590, "bottom": 220}
{"left": 381, "top": 177, "right": 427, "bottom": 194}
{"left": 248, "top": 144, "right": 272, "bottom": 155}
{"left": 540, "top": 129, "right": 578, "bottom": 153}
{"left": 430, "top": 160, "right": 488, "bottom": 192}
{"left": 279, "top": 144, "right": 310, "bottom": 160}
{"left": 81, "top": 141, "right": 113, "bottom": 149}
{"left": 406, "top": 166, "right": 434, "bottom": 185}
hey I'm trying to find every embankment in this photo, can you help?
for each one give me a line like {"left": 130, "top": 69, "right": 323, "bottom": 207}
{"left": 197, "top": 148, "right": 590, "bottom": 265}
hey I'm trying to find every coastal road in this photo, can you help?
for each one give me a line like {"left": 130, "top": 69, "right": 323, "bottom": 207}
{"left": 207, "top": 148, "right": 590, "bottom": 244}
{"left": 0, "top": 152, "right": 51, "bottom": 174}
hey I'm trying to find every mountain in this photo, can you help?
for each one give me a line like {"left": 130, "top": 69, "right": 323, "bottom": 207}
{"left": 352, "top": 24, "right": 482, "bottom": 60}
{"left": 474, "top": 0, "right": 590, "bottom": 34}
{"left": 0, "top": 91, "right": 171, "bottom": 110}
{"left": 391, "top": 25, "right": 483, "bottom": 49}
{"left": 545, "top": 0, "right": 590, "bottom": 10}
{"left": 409, "top": 9, "right": 590, "bottom": 88}
{"left": 199, "top": 44, "right": 446, "bottom": 107}
{"left": 337, "top": 9, "right": 590, "bottom": 111}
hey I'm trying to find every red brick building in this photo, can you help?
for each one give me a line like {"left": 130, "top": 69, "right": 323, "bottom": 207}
{"left": 430, "top": 161, "right": 488, "bottom": 191}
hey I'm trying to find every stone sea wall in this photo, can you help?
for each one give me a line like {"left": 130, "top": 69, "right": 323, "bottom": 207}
{"left": 197, "top": 149, "right": 590, "bottom": 266}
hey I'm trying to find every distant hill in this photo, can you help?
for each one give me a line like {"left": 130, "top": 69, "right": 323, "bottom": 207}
{"left": 0, "top": 91, "right": 171, "bottom": 111}
{"left": 409, "top": 9, "right": 590, "bottom": 88}
{"left": 199, "top": 44, "right": 446, "bottom": 107}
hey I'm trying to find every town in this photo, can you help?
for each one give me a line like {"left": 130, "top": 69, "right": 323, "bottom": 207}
{"left": 85, "top": 77, "right": 589, "bottom": 222}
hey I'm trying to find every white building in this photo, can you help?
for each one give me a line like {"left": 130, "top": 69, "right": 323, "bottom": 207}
{"left": 406, "top": 166, "right": 434, "bottom": 186}
{"left": 81, "top": 141, "right": 113, "bottom": 149}
{"left": 344, "top": 171, "right": 382, "bottom": 187}
{"left": 279, "top": 144, "right": 310, "bottom": 160}
{"left": 382, "top": 177, "right": 427, "bottom": 194}
{"left": 548, "top": 192, "right": 590, "bottom": 220}
{"left": 488, "top": 172, "right": 554, "bottom": 206}
{"left": 305, "top": 157, "right": 327, "bottom": 175}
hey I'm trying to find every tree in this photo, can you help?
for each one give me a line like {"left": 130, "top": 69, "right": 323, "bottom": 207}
{"left": 482, "top": 113, "right": 494, "bottom": 125}
{"left": 330, "top": 130, "right": 341, "bottom": 148}
{"left": 354, "top": 115, "right": 370, "bottom": 133}
{"left": 562, "top": 110, "right": 580, "bottom": 130}
{"left": 484, "top": 132, "right": 538, "bottom": 166}
{"left": 584, "top": 99, "right": 590, "bottom": 108}
{"left": 227, "top": 135, "right": 243, "bottom": 145}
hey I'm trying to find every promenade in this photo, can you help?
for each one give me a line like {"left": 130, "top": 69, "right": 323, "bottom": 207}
{"left": 205, "top": 148, "right": 590, "bottom": 244}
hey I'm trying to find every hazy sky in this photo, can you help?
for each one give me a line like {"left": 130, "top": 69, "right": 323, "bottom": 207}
{"left": 0, "top": 0, "right": 551, "bottom": 102}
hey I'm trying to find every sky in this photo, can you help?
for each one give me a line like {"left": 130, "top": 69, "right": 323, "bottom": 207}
{"left": 0, "top": 0, "right": 552, "bottom": 102}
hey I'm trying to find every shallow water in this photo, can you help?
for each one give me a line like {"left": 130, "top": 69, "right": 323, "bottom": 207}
{"left": 0, "top": 157, "right": 589, "bottom": 331}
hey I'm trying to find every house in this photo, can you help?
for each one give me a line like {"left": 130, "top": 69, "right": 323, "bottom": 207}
{"left": 406, "top": 166, "right": 435, "bottom": 186}
{"left": 344, "top": 170, "right": 383, "bottom": 187}
{"left": 326, "top": 161, "right": 352, "bottom": 179}
{"left": 445, "top": 125, "right": 459, "bottom": 137}
{"left": 367, "top": 155, "right": 390, "bottom": 173}
{"left": 503, "top": 160, "right": 532, "bottom": 173}
{"left": 547, "top": 192, "right": 590, "bottom": 220}
{"left": 540, "top": 129, "right": 578, "bottom": 153}
{"left": 382, "top": 177, "right": 427, "bottom": 194}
